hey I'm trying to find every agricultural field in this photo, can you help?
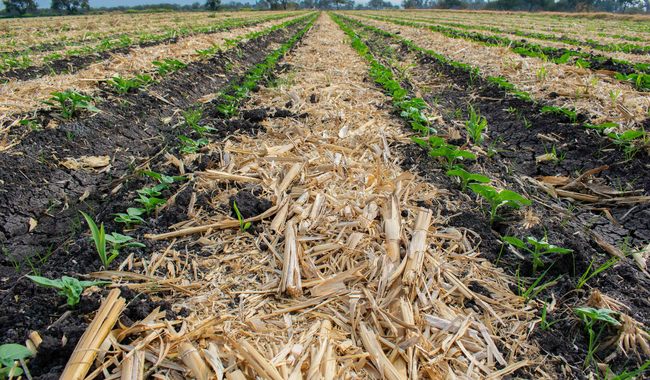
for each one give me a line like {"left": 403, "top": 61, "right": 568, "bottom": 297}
{"left": 0, "top": 8, "right": 649, "bottom": 379}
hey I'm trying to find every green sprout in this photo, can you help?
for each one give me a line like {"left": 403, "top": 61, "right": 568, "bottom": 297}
{"left": 136, "top": 185, "right": 167, "bottom": 214}
{"left": 43, "top": 90, "right": 99, "bottom": 119}
{"left": 113, "top": 208, "right": 145, "bottom": 228}
{"left": 574, "top": 307, "right": 621, "bottom": 367}
{"left": 141, "top": 170, "right": 186, "bottom": 186}
{"left": 469, "top": 184, "right": 531, "bottom": 223}
{"left": 576, "top": 256, "right": 619, "bottom": 289}
{"left": 178, "top": 135, "right": 208, "bottom": 154}
{"left": 152, "top": 58, "right": 186, "bottom": 76}
{"left": 465, "top": 105, "right": 487, "bottom": 145}
{"left": 540, "top": 105, "right": 578, "bottom": 123}
{"left": 108, "top": 74, "right": 153, "bottom": 94}
{"left": 446, "top": 168, "right": 490, "bottom": 191}
{"left": 80, "top": 211, "right": 144, "bottom": 268}
{"left": 182, "top": 109, "right": 212, "bottom": 136}
{"left": 503, "top": 235, "right": 573, "bottom": 272}
{"left": 232, "top": 200, "right": 251, "bottom": 232}
{"left": 0, "top": 343, "right": 33, "bottom": 379}
{"left": 27, "top": 275, "right": 108, "bottom": 306}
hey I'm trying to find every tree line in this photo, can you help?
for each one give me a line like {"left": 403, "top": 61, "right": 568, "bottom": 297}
{"left": 2, "top": 0, "right": 648, "bottom": 16}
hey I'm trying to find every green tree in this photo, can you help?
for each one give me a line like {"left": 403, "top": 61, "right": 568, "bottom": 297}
{"left": 3, "top": 0, "right": 37, "bottom": 15}
{"left": 205, "top": 0, "right": 220, "bottom": 10}
{"left": 51, "top": 0, "right": 89, "bottom": 14}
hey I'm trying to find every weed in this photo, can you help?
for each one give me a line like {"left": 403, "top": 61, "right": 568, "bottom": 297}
{"left": 43, "top": 90, "right": 99, "bottom": 119}
{"left": 141, "top": 170, "right": 186, "bottom": 185}
{"left": 27, "top": 275, "right": 108, "bottom": 306}
{"left": 465, "top": 105, "right": 487, "bottom": 145}
{"left": 232, "top": 201, "right": 251, "bottom": 232}
{"left": 446, "top": 168, "right": 490, "bottom": 191}
{"left": 182, "top": 109, "right": 212, "bottom": 136}
{"left": 574, "top": 307, "right": 620, "bottom": 367}
{"left": 503, "top": 235, "right": 572, "bottom": 272}
{"left": 469, "top": 184, "right": 531, "bottom": 223}
{"left": 0, "top": 343, "right": 33, "bottom": 378}
{"left": 576, "top": 256, "right": 619, "bottom": 289}
{"left": 536, "top": 66, "right": 547, "bottom": 82}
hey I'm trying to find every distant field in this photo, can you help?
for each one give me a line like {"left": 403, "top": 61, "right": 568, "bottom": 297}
{"left": 0, "top": 10, "right": 648, "bottom": 380}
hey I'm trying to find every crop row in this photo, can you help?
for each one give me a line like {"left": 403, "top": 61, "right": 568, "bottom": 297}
{"left": 0, "top": 14, "right": 311, "bottom": 116}
{"left": 0, "top": 12, "right": 302, "bottom": 75}
{"left": 398, "top": 9, "right": 650, "bottom": 41}
{"left": 340, "top": 14, "right": 648, "bottom": 153}
{"left": 373, "top": 12, "right": 650, "bottom": 56}
{"left": 0, "top": 11, "right": 281, "bottom": 53}
{"left": 332, "top": 13, "right": 650, "bottom": 376}
{"left": 358, "top": 13, "right": 650, "bottom": 91}
{"left": 347, "top": 14, "right": 650, "bottom": 127}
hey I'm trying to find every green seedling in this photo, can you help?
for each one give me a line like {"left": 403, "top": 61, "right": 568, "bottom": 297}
{"left": 539, "top": 302, "right": 559, "bottom": 331}
{"left": 605, "top": 360, "right": 650, "bottom": 380}
{"left": 80, "top": 211, "right": 143, "bottom": 268}
{"left": 469, "top": 184, "right": 531, "bottom": 223}
{"left": 27, "top": 275, "right": 108, "bottom": 306}
{"left": 178, "top": 135, "right": 208, "bottom": 154}
{"left": 152, "top": 58, "right": 186, "bottom": 76}
{"left": 577, "top": 256, "right": 619, "bottom": 289}
{"left": 136, "top": 186, "right": 167, "bottom": 214}
{"left": 427, "top": 137, "right": 476, "bottom": 169}
{"left": 108, "top": 74, "right": 153, "bottom": 94}
{"left": 141, "top": 170, "right": 186, "bottom": 186}
{"left": 43, "top": 90, "right": 99, "bottom": 119}
{"left": 503, "top": 235, "right": 572, "bottom": 272}
{"left": 232, "top": 201, "right": 251, "bottom": 232}
{"left": 114, "top": 207, "right": 145, "bottom": 228}
{"left": 574, "top": 307, "right": 621, "bottom": 367}
{"left": 182, "top": 109, "right": 213, "bottom": 136}
{"left": 465, "top": 105, "right": 487, "bottom": 145}
{"left": 0, "top": 343, "right": 33, "bottom": 379}
{"left": 516, "top": 266, "right": 557, "bottom": 302}
{"left": 607, "top": 129, "right": 647, "bottom": 160}
{"left": 615, "top": 72, "right": 650, "bottom": 91}
{"left": 446, "top": 168, "right": 490, "bottom": 191}
{"left": 540, "top": 105, "right": 578, "bottom": 123}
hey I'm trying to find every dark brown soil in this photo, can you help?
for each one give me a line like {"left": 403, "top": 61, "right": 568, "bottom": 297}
{"left": 350, "top": 19, "right": 650, "bottom": 377}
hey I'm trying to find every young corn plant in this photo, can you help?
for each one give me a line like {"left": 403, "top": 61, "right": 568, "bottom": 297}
{"left": 465, "top": 105, "right": 487, "bottom": 145}
{"left": 576, "top": 256, "right": 619, "bottom": 289}
{"left": 27, "top": 275, "right": 108, "bottom": 306}
{"left": 0, "top": 343, "right": 33, "bottom": 379}
{"left": 232, "top": 201, "right": 251, "bottom": 232}
{"left": 446, "top": 168, "right": 490, "bottom": 191}
{"left": 469, "top": 184, "right": 531, "bottom": 223}
{"left": 503, "top": 235, "right": 573, "bottom": 272}
{"left": 574, "top": 307, "right": 621, "bottom": 367}
{"left": 43, "top": 90, "right": 99, "bottom": 119}
{"left": 80, "top": 211, "right": 144, "bottom": 268}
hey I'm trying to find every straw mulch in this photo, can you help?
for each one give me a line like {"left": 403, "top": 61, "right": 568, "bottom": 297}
{"left": 351, "top": 15, "right": 650, "bottom": 130}
{"left": 68, "top": 14, "right": 544, "bottom": 379}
